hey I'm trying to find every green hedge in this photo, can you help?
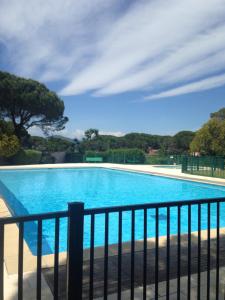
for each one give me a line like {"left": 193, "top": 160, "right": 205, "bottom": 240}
{"left": 145, "top": 155, "right": 184, "bottom": 165}
{"left": 11, "top": 150, "right": 42, "bottom": 165}
{"left": 106, "top": 148, "right": 146, "bottom": 164}
{"left": 65, "top": 152, "right": 83, "bottom": 163}
{"left": 40, "top": 152, "right": 55, "bottom": 164}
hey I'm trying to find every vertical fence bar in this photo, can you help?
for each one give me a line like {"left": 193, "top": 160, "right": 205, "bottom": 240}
{"left": 118, "top": 211, "right": 122, "bottom": 300}
{"left": 197, "top": 204, "right": 201, "bottom": 300}
{"left": 18, "top": 222, "right": 24, "bottom": 300}
{"left": 104, "top": 212, "right": 109, "bottom": 300}
{"left": 216, "top": 202, "right": 220, "bottom": 300}
{"left": 0, "top": 224, "right": 4, "bottom": 300}
{"left": 89, "top": 214, "right": 95, "bottom": 300}
{"left": 143, "top": 208, "right": 147, "bottom": 299}
{"left": 131, "top": 209, "right": 135, "bottom": 300}
{"left": 166, "top": 207, "right": 170, "bottom": 299}
{"left": 207, "top": 203, "right": 211, "bottom": 300}
{"left": 155, "top": 207, "right": 159, "bottom": 299}
{"left": 187, "top": 205, "right": 191, "bottom": 300}
{"left": 54, "top": 218, "right": 60, "bottom": 300}
{"left": 177, "top": 206, "right": 181, "bottom": 300}
{"left": 67, "top": 202, "right": 84, "bottom": 300}
{"left": 37, "top": 220, "right": 43, "bottom": 300}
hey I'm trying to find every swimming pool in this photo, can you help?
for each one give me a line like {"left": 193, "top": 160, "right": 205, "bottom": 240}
{"left": 0, "top": 167, "right": 225, "bottom": 255}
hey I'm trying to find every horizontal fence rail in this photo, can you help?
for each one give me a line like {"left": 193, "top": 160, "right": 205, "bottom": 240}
{"left": 0, "top": 197, "right": 225, "bottom": 299}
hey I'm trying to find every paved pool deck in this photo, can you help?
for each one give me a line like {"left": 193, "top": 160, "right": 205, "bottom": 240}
{"left": 0, "top": 163, "right": 225, "bottom": 299}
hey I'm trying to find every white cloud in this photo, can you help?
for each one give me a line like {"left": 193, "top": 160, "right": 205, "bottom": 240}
{"left": 144, "top": 73, "right": 225, "bottom": 100}
{"left": 64, "top": 129, "right": 85, "bottom": 140}
{"left": 1, "top": 0, "right": 225, "bottom": 99}
{"left": 99, "top": 130, "right": 124, "bottom": 137}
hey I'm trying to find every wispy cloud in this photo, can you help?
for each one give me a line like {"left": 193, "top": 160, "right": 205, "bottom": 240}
{"left": 144, "top": 73, "right": 225, "bottom": 100}
{"left": 1, "top": 0, "right": 225, "bottom": 100}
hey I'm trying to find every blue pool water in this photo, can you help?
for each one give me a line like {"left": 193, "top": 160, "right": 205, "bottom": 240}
{"left": 0, "top": 167, "right": 225, "bottom": 255}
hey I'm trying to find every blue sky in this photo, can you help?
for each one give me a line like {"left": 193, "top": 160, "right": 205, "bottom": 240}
{"left": 0, "top": 0, "right": 225, "bottom": 139}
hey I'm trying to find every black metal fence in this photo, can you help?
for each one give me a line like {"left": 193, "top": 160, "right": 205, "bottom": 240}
{"left": 182, "top": 156, "right": 225, "bottom": 178}
{"left": 1, "top": 197, "right": 225, "bottom": 299}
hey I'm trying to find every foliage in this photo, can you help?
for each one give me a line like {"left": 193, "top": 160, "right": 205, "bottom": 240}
{"left": 173, "top": 131, "right": 195, "bottom": 154}
{"left": 0, "top": 120, "right": 14, "bottom": 135}
{"left": 145, "top": 155, "right": 184, "bottom": 165}
{"left": 80, "top": 130, "right": 187, "bottom": 154}
{"left": 30, "top": 136, "right": 75, "bottom": 152}
{"left": 106, "top": 148, "right": 146, "bottom": 164}
{"left": 84, "top": 129, "right": 99, "bottom": 141}
{"left": 65, "top": 152, "right": 83, "bottom": 163}
{"left": 40, "top": 152, "right": 55, "bottom": 164}
{"left": 10, "top": 149, "right": 42, "bottom": 165}
{"left": 190, "top": 118, "right": 225, "bottom": 156}
{"left": 0, "top": 71, "right": 68, "bottom": 140}
{"left": 0, "top": 134, "right": 20, "bottom": 157}
{"left": 0, "top": 120, "right": 20, "bottom": 157}
{"left": 210, "top": 107, "right": 225, "bottom": 121}
{"left": 182, "top": 156, "right": 225, "bottom": 179}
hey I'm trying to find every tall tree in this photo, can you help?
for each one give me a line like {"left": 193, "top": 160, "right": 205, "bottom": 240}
{"left": 190, "top": 117, "right": 225, "bottom": 156}
{"left": 0, "top": 71, "right": 68, "bottom": 140}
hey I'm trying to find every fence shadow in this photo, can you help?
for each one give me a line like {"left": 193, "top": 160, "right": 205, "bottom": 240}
{"left": 42, "top": 232, "right": 225, "bottom": 299}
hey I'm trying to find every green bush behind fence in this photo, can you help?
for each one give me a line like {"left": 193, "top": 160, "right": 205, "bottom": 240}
{"left": 182, "top": 156, "right": 225, "bottom": 178}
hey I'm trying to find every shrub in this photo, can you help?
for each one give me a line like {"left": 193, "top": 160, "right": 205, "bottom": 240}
{"left": 0, "top": 134, "right": 20, "bottom": 157}
{"left": 106, "top": 148, "right": 146, "bottom": 164}
{"left": 145, "top": 155, "right": 184, "bottom": 165}
{"left": 65, "top": 152, "right": 83, "bottom": 163}
{"left": 11, "top": 149, "right": 42, "bottom": 165}
{"left": 40, "top": 152, "right": 55, "bottom": 164}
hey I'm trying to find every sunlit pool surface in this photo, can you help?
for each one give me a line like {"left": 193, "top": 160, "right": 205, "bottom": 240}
{"left": 0, "top": 167, "right": 225, "bottom": 255}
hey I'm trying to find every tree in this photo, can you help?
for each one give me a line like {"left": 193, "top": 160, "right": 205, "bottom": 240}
{"left": 0, "top": 120, "right": 20, "bottom": 157}
{"left": 190, "top": 118, "right": 225, "bottom": 156}
{"left": 173, "top": 131, "right": 195, "bottom": 154}
{"left": 0, "top": 71, "right": 68, "bottom": 141}
{"left": 84, "top": 129, "right": 99, "bottom": 141}
{"left": 210, "top": 107, "right": 225, "bottom": 121}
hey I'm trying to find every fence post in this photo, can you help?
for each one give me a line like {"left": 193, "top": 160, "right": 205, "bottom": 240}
{"left": 0, "top": 224, "right": 4, "bottom": 300}
{"left": 67, "top": 202, "right": 84, "bottom": 300}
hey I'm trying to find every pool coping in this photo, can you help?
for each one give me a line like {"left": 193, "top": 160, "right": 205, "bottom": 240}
{"left": 1, "top": 197, "right": 225, "bottom": 275}
{"left": 0, "top": 162, "right": 224, "bottom": 186}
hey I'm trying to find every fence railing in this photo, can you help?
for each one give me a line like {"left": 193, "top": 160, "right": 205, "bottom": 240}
{"left": 1, "top": 197, "right": 225, "bottom": 299}
{"left": 182, "top": 156, "right": 225, "bottom": 178}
